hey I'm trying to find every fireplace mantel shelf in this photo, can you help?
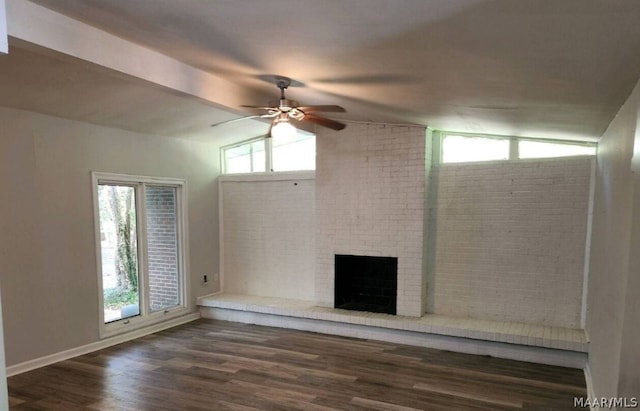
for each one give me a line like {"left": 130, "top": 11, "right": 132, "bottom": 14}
{"left": 197, "top": 293, "right": 587, "bottom": 354}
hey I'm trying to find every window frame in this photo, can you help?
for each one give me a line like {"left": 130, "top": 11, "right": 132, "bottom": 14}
{"left": 91, "top": 172, "right": 191, "bottom": 338}
{"left": 434, "top": 131, "right": 596, "bottom": 165}
{"left": 220, "top": 131, "right": 316, "bottom": 175}
{"left": 439, "top": 133, "right": 511, "bottom": 164}
{"left": 221, "top": 136, "right": 269, "bottom": 174}
{"left": 517, "top": 138, "right": 597, "bottom": 159}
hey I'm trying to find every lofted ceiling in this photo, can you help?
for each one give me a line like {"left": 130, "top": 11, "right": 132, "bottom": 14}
{"left": 4, "top": 0, "right": 640, "bottom": 142}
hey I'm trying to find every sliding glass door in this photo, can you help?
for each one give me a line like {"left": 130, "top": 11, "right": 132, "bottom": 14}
{"left": 93, "top": 173, "right": 189, "bottom": 337}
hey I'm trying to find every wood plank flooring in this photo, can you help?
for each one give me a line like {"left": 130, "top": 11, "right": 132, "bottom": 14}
{"left": 8, "top": 319, "right": 587, "bottom": 410}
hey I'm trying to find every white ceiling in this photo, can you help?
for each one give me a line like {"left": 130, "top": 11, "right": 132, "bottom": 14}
{"left": 4, "top": 0, "right": 640, "bottom": 141}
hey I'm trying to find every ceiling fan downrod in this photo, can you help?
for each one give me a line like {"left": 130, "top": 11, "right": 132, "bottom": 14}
{"left": 277, "top": 78, "right": 291, "bottom": 108}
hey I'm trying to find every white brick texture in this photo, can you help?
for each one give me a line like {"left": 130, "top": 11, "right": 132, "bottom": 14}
{"left": 427, "top": 157, "right": 592, "bottom": 328}
{"left": 315, "top": 123, "right": 427, "bottom": 317}
{"left": 220, "top": 176, "right": 315, "bottom": 300}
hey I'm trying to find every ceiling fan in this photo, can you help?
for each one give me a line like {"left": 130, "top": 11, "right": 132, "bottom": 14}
{"left": 211, "top": 76, "right": 346, "bottom": 137}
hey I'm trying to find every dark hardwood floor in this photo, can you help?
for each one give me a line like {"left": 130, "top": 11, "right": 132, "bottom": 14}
{"left": 8, "top": 319, "right": 586, "bottom": 410}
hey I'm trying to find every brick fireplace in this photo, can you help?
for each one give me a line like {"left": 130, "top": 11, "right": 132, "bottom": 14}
{"left": 315, "top": 123, "right": 427, "bottom": 317}
{"left": 204, "top": 122, "right": 590, "bottom": 368}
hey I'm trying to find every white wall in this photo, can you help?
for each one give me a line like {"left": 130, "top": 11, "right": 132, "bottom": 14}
{"left": 587, "top": 77, "right": 640, "bottom": 398}
{"left": 428, "top": 158, "right": 592, "bottom": 328}
{"left": 0, "top": 106, "right": 219, "bottom": 366}
{"left": 315, "top": 123, "right": 427, "bottom": 317}
{"left": 220, "top": 174, "right": 316, "bottom": 301}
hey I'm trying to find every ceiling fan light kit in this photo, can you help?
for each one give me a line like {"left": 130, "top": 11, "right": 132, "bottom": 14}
{"left": 241, "top": 76, "right": 347, "bottom": 138}
{"left": 271, "top": 113, "right": 297, "bottom": 142}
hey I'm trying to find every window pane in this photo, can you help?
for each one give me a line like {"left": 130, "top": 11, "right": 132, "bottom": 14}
{"left": 442, "top": 135, "right": 509, "bottom": 163}
{"left": 224, "top": 144, "right": 252, "bottom": 174}
{"left": 272, "top": 132, "right": 316, "bottom": 171}
{"left": 146, "top": 186, "right": 180, "bottom": 312}
{"left": 251, "top": 140, "right": 266, "bottom": 172}
{"left": 224, "top": 140, "right": 267, "bottom": 173}
{"left": 519, "top": 140, "right": 596, "bottom": 159}
{"left": 98, "top": 184, "right": 140, "bottom": 323}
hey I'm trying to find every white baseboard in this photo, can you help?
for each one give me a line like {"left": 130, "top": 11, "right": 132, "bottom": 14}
{"left": 6, "top": 313, "right": 200, "bottom": 377}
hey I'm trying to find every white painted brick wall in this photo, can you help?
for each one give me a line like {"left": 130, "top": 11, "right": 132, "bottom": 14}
{"left": 220, "top": 176, "right": 315, "bottom": 300}
{"left": 315, "top": 123, "right": 427, "bottom": 317}
{"left": 428, "top": 157, "right": 592, "bottom": 328}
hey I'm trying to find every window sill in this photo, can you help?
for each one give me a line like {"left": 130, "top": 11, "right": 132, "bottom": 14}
{"left": 219, "top": 170, "right": 315, "bottom": 182}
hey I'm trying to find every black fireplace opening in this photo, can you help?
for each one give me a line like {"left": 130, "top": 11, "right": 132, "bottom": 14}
{"left": 334, "top": 254, "right": 398, "bottom": 315}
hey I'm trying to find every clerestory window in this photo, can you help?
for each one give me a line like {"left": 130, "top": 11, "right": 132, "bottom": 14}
{"left": 221, "top": 130, "right": 316, "bottom": 174}
{"left": 437, "top": 132, "right": 596, "bottom": 164}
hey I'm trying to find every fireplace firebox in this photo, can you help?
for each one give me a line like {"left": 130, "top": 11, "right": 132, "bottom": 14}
{"left": 334, "top": 254, "right": 397, "bottom": 315}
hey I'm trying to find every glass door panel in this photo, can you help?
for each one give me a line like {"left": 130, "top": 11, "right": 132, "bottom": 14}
{"left": 145, "top": 186, "right": 180, "bottom": 312}
{"left": 97, "top": 184, "right": 140, "bottom": 323}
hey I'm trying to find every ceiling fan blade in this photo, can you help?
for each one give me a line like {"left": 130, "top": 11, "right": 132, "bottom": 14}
{"left": 210, "top": 114, "right": 273, "bottom": 128}
{"left": 240, "top": 105, "right": 275, "bottom": 109}
{"left": 241, "top": 77, "right": 346, "bottom": 132}
{"left": 297, "top": 105, "right": 346, "bottom": 113}
{"left": 302, "top": 114, "right": 346, "bottom": 131}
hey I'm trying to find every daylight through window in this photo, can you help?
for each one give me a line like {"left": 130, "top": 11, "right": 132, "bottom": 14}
{"left": 442, "top": 135, "right": 510, "bottom": 163}
{"left": 222, "top": 130, "right": 315, "bottom": 174}
{"left": 439, "top": 133, "right": 596, "bottom": 164}
{"left": 93, "top": 172, "right": 189, "bottom": 337}
{"left": 519, "top": 140, "right": 596, "bottom": 159}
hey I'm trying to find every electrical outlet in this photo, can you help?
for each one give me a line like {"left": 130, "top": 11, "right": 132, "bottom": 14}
{"left": 213, "top": 272, "right": 219, "bottom": 282}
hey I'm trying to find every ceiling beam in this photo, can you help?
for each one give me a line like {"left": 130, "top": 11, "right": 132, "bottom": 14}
{"left": 5, "top": 0, "right": 269, "bottom": 114}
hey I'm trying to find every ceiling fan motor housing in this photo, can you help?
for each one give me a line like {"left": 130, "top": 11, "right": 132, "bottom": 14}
{"left": 268, "top": 98, "right": 299, "bottom": 111}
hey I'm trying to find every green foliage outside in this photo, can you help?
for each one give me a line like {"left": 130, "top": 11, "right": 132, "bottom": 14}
{"left": 103, "top": 287, "right": 138, "bottom": 309}
{"left": 99, "top": 185, "right": 139, "bottom": 294}
{"left": 99, "top": 184, "right": 140, "bottom": 313}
